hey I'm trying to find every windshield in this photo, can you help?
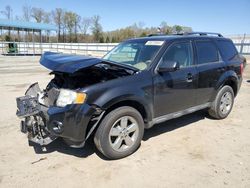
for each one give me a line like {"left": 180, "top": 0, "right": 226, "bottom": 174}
{"left": 103, "top": 40, "right": 164, "bottom": 70}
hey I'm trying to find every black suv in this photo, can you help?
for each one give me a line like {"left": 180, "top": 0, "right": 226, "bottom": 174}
{"left": 16, "top": 32, "right": 244, "bottom": 159}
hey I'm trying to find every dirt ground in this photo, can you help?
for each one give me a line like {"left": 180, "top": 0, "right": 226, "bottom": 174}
{"left": 0, "top": 56, "right": 250, "bottom": 188}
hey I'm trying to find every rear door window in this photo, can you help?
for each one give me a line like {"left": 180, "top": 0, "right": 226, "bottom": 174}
{"left": 195, "top": 41, "right": 219, "bottom": 64}
{"left": 217, "top": 40, "right": 238, "bottom": 60}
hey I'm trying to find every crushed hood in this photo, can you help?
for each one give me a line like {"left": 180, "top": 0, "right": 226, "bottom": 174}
{"left": 40, "top": 52, "right": 138, "bottom": 74}
{"left": 40, "top": 52, "right": 106, "bottom": 73}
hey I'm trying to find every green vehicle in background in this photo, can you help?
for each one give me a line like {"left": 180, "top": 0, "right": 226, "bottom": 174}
{"left": 7, "top": 42, "right": 18, "bottom": 54}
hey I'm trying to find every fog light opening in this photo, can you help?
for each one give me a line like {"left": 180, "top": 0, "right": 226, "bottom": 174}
{"left": 52, "top": 121, "right": 64, "bottom": 134}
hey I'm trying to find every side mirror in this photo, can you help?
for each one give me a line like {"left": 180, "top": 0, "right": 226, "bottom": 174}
{"left": 157, "top": 60, "right": 180, "bottom": 72}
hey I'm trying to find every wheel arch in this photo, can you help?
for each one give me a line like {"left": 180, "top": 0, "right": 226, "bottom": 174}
{"left": 223, "top": 79, "right": 238, "bottom": 97}
{"left": 85, "top": 98, "right": 152, "bottom": 141}
{"left": 103, "top": 100, "right": 149, "bottom": 124}
{"left": 212, "top": 71, "right": 239, "bottom": 101}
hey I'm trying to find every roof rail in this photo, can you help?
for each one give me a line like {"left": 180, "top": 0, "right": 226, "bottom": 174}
{"left": 147, "top": 33, "right": 166, "bottom": 37}
{"left": 183, "top": 32, "right": 223, "bottom": 37}
{"left": 147, "top": 32, "right": 223, "bottom": 37}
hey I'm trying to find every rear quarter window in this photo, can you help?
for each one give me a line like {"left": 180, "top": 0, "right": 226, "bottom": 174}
{"left": 217, "top": 40, "right": 238, "bottom": 61}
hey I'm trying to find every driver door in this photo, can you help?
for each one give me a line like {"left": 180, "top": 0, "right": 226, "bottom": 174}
{"left": 153, "top": 41, "right": 198, "bottom": 118}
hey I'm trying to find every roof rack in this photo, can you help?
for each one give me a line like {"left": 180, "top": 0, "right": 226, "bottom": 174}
{"left": 148, "top": 32, "right": 223, "bottom": 37}
{"left": 147, "top": 33, "right": 166, "bottom": 37}
{"left": 184, "top": 32, "right": 223, "bottom": 37}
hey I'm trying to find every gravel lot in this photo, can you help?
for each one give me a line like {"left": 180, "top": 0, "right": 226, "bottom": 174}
{"left": 0, "top": 56, "right": 250, "bottom": 188}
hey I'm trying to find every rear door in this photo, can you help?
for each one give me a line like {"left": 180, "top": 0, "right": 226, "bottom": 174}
{"left": 194, "top": 39, "right": 226, "bottom": 105}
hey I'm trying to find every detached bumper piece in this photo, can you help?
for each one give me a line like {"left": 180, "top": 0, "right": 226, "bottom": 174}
{"left": 16, "top": 94, "right": 56, "bottom": 146}
{"left": 20, "top": 115, "right": 56, "bottom": 145}
{"left": 16, "top": 95, "right": 40, "bottom": 118}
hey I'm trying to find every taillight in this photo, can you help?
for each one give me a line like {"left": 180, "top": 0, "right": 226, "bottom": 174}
{"left": 240, "top": 63, "right": 243, "bottom": 75}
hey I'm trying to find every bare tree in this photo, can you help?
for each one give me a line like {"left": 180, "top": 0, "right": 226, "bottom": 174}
{"left": 159, "top": 21, "right": 168, "bottom": 33}
{"left": 62, "top": 11, "right": 81, "bottom": 42}
{"left": 1, "top": 5, "right": 13, "bottom": 20}
{"left": 81, "top": 17, "right": 91, "bottom": 35}
{"left": 62, "top": 13, "right": 68, "bottom": 42}
{"left": 74, "top": 13, "right": 81, "bottom": 42}
{"left": 43, "top": 12, "right": 51, "bottom": 23}
{"left": 138, "top": 22, "right": 145, "bottom": 29}
{"left": 64, "top": 11, "right": 75, "bottom": 42}
{"left": 52, "top": 8, "right": 64, "bottom": 42}
{"left": 15, "top": 15, "right": 21, "bottom": 20}
{"left": 159, "top": 21, "right": 173, "bottom": 34}
{"left": 22, "top": 5, "right": 32, "bottom": 21}
{"left": 31, "top": 7, "right": 44, "bottom": 23}
{"left": 131, "top": 22, "right": 145, "bottom": 37}
{"left": 91, "top": 15, "right": 103, "bottom": 42}
{"left": 1, "top": 5, "right": 13, "bottom": 36}
{"left": 43, "top": 12, "right": 51, "bottom": 42}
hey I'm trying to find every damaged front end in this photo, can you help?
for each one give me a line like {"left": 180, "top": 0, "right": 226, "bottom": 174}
{"left": 16, "top": 79, "right": 104, "bottom": 147}
{"left": 16, "top": 81, "right": 102, "bottom": 147}
{"left": 16, "top": 83, "right": 57, "bottom": 145}
{"left": 16, "top": 52, "right": 137, "bottom": 147}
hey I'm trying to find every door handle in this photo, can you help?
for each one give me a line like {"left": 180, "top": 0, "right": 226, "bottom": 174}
{"left": 186, "top": 73, "right": 193, "bottom": 83}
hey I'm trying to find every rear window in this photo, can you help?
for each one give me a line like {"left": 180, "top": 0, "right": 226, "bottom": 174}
{"left": 217, "top": 40, "right": 238, "bottom": 60}
{"left": 196, "top": 41, "right": 219, "bottom": 64}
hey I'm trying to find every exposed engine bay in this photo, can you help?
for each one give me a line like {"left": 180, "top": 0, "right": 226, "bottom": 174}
{"left": 44, "top": 63, "right": 135, "bottom": 106}
{"left": 16, "top": 62, "right": 136, "bottom": 146}
{"left": 48, "top": 63, "right": 134, "bottom": 89}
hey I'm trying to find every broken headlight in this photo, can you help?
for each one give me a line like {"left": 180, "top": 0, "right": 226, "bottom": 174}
{"left": 56, "top": 89, "right": 87, "bottom": 107}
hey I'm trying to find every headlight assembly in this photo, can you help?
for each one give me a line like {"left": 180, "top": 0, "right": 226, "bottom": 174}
{"left": 56, "top": 89, "right": 87, "bottom": 107}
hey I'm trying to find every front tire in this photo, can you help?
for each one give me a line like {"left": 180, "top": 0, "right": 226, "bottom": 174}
{"left": 94, "top": 106, "right": 144, "bottom": 159}
{"left": 208, "top": 85, "right": 234, "bottom": 119}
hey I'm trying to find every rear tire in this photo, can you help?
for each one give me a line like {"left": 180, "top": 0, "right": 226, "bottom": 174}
{"left": 208, "top": 85, "right": 234, "bottom": 119}
{"left": 94, "top": 106, "right": 144, "bottom": 159}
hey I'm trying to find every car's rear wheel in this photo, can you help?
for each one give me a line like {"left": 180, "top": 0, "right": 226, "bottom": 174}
{"left": 94, "top": 106, "right": 144, "bottom": 159}
{"left": 208, "top": 85, "right": 234, "bottom": 119}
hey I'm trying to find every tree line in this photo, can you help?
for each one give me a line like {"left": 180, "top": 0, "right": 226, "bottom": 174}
{"left": 1, "top": 5, "right": 192, "bottom": 43}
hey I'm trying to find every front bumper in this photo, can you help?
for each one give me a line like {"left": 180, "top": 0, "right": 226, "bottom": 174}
{"left": 46, "top": 104, "right": 97, "bottom": 142}
{"left": 16, "top": 84, "right": 100, "bottom": 146}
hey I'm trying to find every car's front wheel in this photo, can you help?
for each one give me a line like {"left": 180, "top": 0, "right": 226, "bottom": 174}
{"left": 94, "top": 106, "right": 144, "bottom": 159}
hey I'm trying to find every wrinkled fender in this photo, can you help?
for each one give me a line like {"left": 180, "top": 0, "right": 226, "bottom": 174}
{"left": 83, "top": 72, "right": 154, "bottom": 124}
{"left": 94, "top": 87, "right": 153, "bottom": 122}
{"left": 211, "top": 70, "right": 239, "bottom": 101}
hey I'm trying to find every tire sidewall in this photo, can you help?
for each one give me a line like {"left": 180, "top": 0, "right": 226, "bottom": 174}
{"left": 95, "top": 107, "right": 144, "bottom": 159}
{"left": 215, "top": 86, "right": 234, "bottom": 119}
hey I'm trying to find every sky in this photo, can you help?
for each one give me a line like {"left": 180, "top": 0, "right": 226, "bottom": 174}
{"left": 0, "top": 0, "right": 249, "bottom": 35}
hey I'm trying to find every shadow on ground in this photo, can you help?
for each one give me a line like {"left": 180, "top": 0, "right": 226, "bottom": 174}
{"left": 30, "top": 138, "right": 96, "bottom": 158}
{"left": 143, "top": 110, "right": 207, "bottom": 141}
{"left": 30, "top": 110, "right": 209, "bottom": 159}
